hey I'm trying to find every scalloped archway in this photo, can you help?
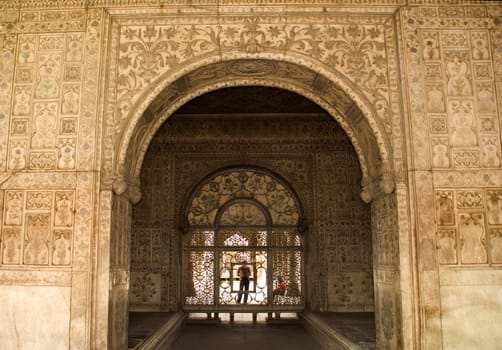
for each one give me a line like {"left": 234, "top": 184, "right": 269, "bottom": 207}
{"left": 113, "top": 59, "right": 395, "bottom": 204}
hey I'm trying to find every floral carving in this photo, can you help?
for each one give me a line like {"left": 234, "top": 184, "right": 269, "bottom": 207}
{"left": 456, "top": 191, "right": 483, "bottom": 208}
{"left": 131, "top": 273, "right": 157, "bottom": 303}
{"left": 188, "top": 168, "right": 300, "bottom": 226}
{"left": 119, "top": 25, "right": 201, "bottom": 87}
{"left": 116, "top": 19, "right": 391, "bottom": 137}
{"left": 334, "top": 273, "right": 353, "bottom": 304}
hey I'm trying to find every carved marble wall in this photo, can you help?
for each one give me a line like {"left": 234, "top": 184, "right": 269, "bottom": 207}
{"left": 0, "top": 5, "right": 100, "bottom": 349}
{"left": 0, "top": 1, "right": 501, "bottom": 349}
{"left": 130, "top": 115, "right": 374, "bottom": 312}
{"left": 402, "top": 5, "right": 502, "bottom": 349}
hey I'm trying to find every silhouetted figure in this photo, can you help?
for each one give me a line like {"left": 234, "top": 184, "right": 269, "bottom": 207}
{"left": 237, "top": 263, "right": 251, "bottom": 303}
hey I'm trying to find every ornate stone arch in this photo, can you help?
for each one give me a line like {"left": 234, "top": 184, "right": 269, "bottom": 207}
{"left": 101, "top": 12, "right": 410, "bottom": 350}
{"left": 113, "top": 57, "right": 394, "bottom": 204}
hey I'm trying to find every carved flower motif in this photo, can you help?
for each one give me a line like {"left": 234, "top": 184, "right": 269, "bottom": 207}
{"left": 132, "top": 274, "right": 157, "bottom": 303}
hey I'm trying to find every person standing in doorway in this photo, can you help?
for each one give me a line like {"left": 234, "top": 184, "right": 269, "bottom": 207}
{"left": 237, "top": 262, "right": 251, "bottom": 303}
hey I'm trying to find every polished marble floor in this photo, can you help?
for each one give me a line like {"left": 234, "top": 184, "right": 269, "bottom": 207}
{"left": 170, "top": 323, "right": 323, "bottom": 350}
{"left": 128, "top": 311, "right": 375, "bottom": 350}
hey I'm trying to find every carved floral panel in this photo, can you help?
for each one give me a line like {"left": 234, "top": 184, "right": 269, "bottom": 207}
{"left": 114, "top": 16, "right": 393, "bottom": 144}
{"left": 434, "top": 188, "right": 502, "bottom": 265}
{"left": 1, "top": 190, "right": 75, "bottom": 267}
{"left": 405, "top": 8, "right": 501, "bottom": 170}
{"left": 6, "top": 30, "right": 85, "bottom": 172}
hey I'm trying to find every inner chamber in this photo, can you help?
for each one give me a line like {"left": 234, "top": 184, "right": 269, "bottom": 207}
{"left": 128, "top": 86, "right": 374, "bottom": 331}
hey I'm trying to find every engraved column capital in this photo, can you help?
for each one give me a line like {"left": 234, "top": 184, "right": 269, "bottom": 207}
{"left": 112, "top": 176, "right": 142, "bottom": 204}
{"left": 360, "top": 176, "right": 374, "bottom": 204}
{"left": 379, "top": 161, "right": 395, "bottom": 195}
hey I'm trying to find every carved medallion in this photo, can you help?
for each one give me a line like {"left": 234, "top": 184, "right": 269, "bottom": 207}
{"left": 225, "top": 60, "right": 278, "bottom": 76}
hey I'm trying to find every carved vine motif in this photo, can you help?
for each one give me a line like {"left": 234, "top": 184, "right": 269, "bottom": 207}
{"left": 116, "top": 20, "right": 390, "bottom": 135}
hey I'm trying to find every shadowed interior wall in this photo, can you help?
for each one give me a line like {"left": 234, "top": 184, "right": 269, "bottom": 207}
{"left": 129, "top": 111, "right": 374, "bottom": 312}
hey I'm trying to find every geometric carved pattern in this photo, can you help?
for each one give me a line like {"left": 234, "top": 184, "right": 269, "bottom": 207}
{"left": 415, "top": 18, "right": 501, "bottom": 170}
{"left": 7, "top": 30, "right": 83, "bottom": 173}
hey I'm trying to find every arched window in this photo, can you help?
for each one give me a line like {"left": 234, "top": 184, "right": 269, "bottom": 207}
{"left": 183, "top": 167, "right": 304, "bottom": 310}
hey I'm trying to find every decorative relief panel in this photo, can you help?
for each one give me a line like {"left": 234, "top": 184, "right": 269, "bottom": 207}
{"left": 111, "top": 13, "right": 395, "bottom": 158}
{"left": 1, "top": 190, "right": 75, "bottom": 267}
{"left": 459, "top": 212, "right": 487, "bottom": 264}
{"left": 26, "top": 191, "right": 53, "bottom": 210}
{"left": 130, "top": 228, "right": 162, "bottom": 269}
{"left": 2, "top": 228, "right": 22, "bottom": 265}
{"left": 492, "top": 10, "right": 502, "bottom": 82}
{"left": 490, "top": 229, "right": 502, "bottom": 263}
{"left": 0, "top": 33, "right": 16, "bottom": 171}
{"left": 377, "top": 195, "right": 399, "bottom": 267}
{"left": 130, "top": 272, "right": 161, "bottom": 306}
{"left": 17, "top": 9, "right": 86, "bottom": 33}
{"left": 437, "top": 229, "right": 457, "bottom": 265}
{"left": 5, "top": 191, "right": 24, "bottom": 226}
{"left": 78, "top": 9, "right": 102, "bottom": 170}
{"left": 24, "top": 213, "right": 51, "bottom": 265}
{"left": 406, "top": 7, "right": 501, "bottom": 171}
{"left": 72, "top": 172, "right": 94, "bottom": 269}
{"left": 435, "top": 188, "right": 502, "bottom": 265}
{"left": 6, "top": 29, "right": 86, "bottom": 172}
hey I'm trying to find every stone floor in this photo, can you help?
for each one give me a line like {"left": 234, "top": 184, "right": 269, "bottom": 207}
{"left": 128, "top": 311, "right": 375, "bottom": 350}
{"left": 170, "top": 323, "right": 323, "bottom": 350}
{"left": 128, "top": 312, "right": 177, "bottom": 349}
{"left": 316, "top": 312, "right": 376, "bottom": 347}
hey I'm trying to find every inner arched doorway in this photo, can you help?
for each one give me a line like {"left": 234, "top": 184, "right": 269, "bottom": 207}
{"left": 182, "top": 166, "right": 304, "bottom": 311}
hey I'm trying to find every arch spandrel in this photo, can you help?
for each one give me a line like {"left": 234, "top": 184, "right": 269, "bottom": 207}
{"left": 113, "top": 17, "right": 393, "bottom": 131}
{"left": 110, "top": 15, "right": 399, "bottom": 199}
